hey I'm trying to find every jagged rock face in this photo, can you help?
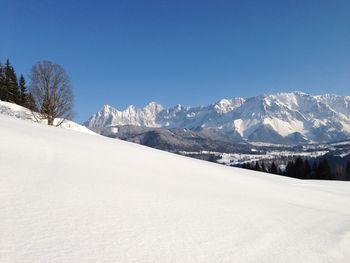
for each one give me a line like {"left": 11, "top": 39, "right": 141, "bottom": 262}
{"left": 85, "top": 102, "right": 164, "bottom": 131}
{"left": 84, "top": 92, "right": 350, "bottom": 144}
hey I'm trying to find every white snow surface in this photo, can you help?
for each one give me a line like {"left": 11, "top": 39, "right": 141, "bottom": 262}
{"left": 1, "top": 115, "right": 350, "bottom": 263}
{"left": 0, "top": 100, "right": 96, "bottom": 135}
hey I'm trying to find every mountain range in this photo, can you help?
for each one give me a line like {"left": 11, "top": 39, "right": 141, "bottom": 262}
{"left": 85, "top": 92, "right": 350, "bottom": 144}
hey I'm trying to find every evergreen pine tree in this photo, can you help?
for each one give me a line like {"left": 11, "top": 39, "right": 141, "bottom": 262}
{"left": 286, "top": 161, "right": 295, "bottom": 178}
{"left": 316, "top": 159, "right": 332, "bottom": 180}
{"left": 334, "top": 165, "right": 345, "bottom": 180}
{"left": 4, "top": 59, "right": 19, "bottom": 103}
{"left": 277, "top": 167, "right": 282, "bottom": 175}
{"left": 18, "top": 74, "right": 27, "bottom": 106}
{"left": 0, "top": 61, "right": 6, "bottom": 101}
{"left": 346, "top": 161, "right": 350, "bottom": 181}
{"left": 261, "top": 162, "right": 266, "bottom": 172}
{"left": 254, "top": 162, "right": 261, "bottom": 171}
{"left": 304, "top": 159, "right": 311, "bottom": 179}
{"left": 26, "top": 93, "right": 38, "bottom": 111}
{"left": 310, "top": 161, "right": 318, "bottom": 179}
{"left": 294, "top": 157, "right": 306, "bottom": 179}
{"left": 324, "top": 159, "right": 332, "bottom": 180}
{"left": 269, "top": 162, "right": 278, "bottom": 174}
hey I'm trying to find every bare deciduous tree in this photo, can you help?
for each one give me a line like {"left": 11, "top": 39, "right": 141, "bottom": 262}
{"left": 29, "top": 61, "right": 74, "bottom": 126}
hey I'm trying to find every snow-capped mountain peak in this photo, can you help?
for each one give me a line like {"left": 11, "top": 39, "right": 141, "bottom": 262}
{"left": 85, "top": 101, "right": 165, "bottom": 131}
{"left": 101, "top": 104, "right": 115, "bottom": 114}
{"left": 213, "top": 98, "right": 245, "bottom": 114}
{"left": 143, "top": 101, "right": 164, "bottom": 114}
{"left": 85, "top": 92, "right": 350, "bottom": 143}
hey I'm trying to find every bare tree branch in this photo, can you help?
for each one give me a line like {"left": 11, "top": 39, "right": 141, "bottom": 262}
{"left": 29, "top": 61, "right": 74, "bottom": 126}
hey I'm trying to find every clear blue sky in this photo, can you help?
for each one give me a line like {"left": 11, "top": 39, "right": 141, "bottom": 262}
{"left": 1, "top": 0, "right": 349, "bottom": 122}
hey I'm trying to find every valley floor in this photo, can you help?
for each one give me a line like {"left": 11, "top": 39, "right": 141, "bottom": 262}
{"left": 1, "top": 115, "right": 350, "bottom": 263}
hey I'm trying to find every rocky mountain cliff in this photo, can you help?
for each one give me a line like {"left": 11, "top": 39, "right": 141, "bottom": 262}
{"left": 84, "top": 92, "right": 350, "bottom": 144}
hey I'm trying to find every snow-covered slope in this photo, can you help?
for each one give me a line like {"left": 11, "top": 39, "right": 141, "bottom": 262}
{"left": 1, "top": 115, "right": 350, "bottom": 262}
{"left": 0, "top": 100, "right": 96, "bottom": 135}
{"left": 85, "top": 92, "right": 350, "bottom": 143}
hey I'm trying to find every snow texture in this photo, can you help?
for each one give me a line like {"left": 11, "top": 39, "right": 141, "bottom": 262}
{"left": 1, "top": 115, "right": 350, "bottom": 262}
{"left": 0, "top": 100, "right": 96, "bottom": 135}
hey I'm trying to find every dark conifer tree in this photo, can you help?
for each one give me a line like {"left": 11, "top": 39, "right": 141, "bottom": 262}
{"left": 261, "top": 162, "right": 266, "bottom": 172}
{"left": 316, "top": 159, "right": 332, "bottom": 180}
{"left": 269, "top": 162, "right": 278, "bottom": 174}
{"left": 18, "top": 74, "right": 27, "bottom": 106}
{"left": 0, "top": 61, "right": 6, "bottom": 101}
{"left": 0, "top": 63, "right": 8, "bottom": 101}
{"left": 286, "top": 161, "right": 295, "bottom": 178}
{"left": 277, "top": 167, "right": 282, "bottom": 175}
{"left": 346, "top": 161, "right": 350, "bottom": 181}
{"left": 294, "top": 157, "right": 305, "bottom": 179}
{"left": 254, "top": 162, "right": 261, "bottom": 171}
{"left": 26, "top": 93, "right": 38, "bottom": 111}
{"left": 334, "top": 165, "right": 345, "bottom": 180}
{"left": 4, "top": 59, "right": 19, "bottom": 103}
{"left": 324, "top": 159, "right": 332, "bottom": 180}
{"left": 310, "top": 161, "right": 318, "bottom": 179}
{"left": 304, "top": 159, "right": 311, "bottom": 179}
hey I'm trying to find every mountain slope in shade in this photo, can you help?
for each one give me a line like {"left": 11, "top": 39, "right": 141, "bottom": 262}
{"left": 1, "top": 115, "right": 350, "bottom": 262}
{"left": 85, "top": 92, "right": 350, "bottom": 144}
{"left": 105, "top": 125, "right": 250, "bottom": 153}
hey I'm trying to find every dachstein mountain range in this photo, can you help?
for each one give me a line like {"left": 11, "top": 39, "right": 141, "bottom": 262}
{"left": 84, "top": 92, "right": 350, "bottom": 145}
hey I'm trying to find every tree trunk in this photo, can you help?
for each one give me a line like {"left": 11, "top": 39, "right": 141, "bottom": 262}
{"left": 48, "top": 117, "right": 54, "bottom": 125}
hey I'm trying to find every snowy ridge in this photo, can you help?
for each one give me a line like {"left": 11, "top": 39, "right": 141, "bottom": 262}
{"left": 0, "top": 100, "right": 97, "bottom": 135}
{"left": 85, "top": 92, "right": 350, "bottom": 143}
{"left": 1, "top": 115, "right": 350, "bottom": 262}
{"left": 86, "top": 102, "right": 164, "bottom": 131}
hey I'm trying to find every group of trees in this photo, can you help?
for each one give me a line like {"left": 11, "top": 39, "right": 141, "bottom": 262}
{"left": 241, "top": 158, "right": 350, "bottom": 181}
{"left": 241, "top": 161, "right": 280, "bottom": 174}
{"left": 334, "top": 160, "right": 350, "bottom": 181}
{"left": 0, "top": 59, "right": 74, "bottom": 126}
{"left": 0, "top": 59, "right": 35, "bottom": 110}
{"left": 285, "top": 158, "right": 330, "bottom": 180}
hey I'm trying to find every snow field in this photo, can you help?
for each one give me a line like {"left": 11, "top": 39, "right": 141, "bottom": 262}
{"left": 0, "top": 115, "right": 350, "bottom": 262}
